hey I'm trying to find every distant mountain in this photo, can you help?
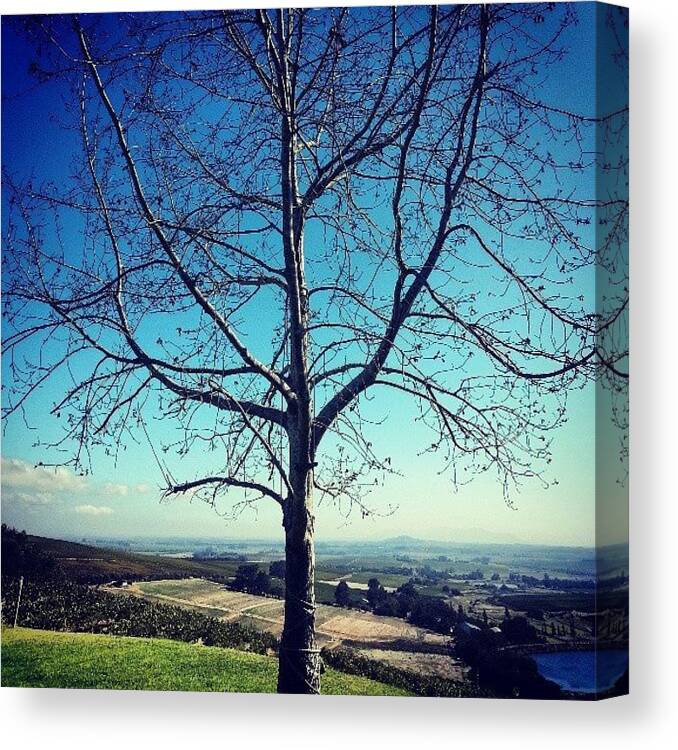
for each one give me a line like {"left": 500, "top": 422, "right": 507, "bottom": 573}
{"left": 380, "top": 530, "right": 522, "bottom": 547}
{"left": 381, "top": 535, "right": 427, "bottom": 547}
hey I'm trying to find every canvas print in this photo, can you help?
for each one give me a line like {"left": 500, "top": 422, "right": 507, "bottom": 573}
{"left": 0, "top": 2, "right": 628, "bottom": 699}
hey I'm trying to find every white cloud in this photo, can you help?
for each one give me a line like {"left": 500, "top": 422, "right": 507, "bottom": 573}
{"left": 1, "top": 457, "right": 153, "bottom": 518}
{"left": 73, "top": 504, "right": 114, "bottom": 516}
{"left": 101, "top": 482, "right": 129, "bottom": 497}
{"left": 1, "top": 457, "right": 86, "bottom": 493}
{"left": 100, "top": 481, "right": 156, "bottom": 496}
{"left": 1, "top": 490, "right": 54, "bottom": 507}
{"left": 15, "top": 491, "right": 54, "bottom": 506}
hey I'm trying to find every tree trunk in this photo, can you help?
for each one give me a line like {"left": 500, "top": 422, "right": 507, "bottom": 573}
{"left": 277, "top": 436, "right": 319, "bottom": 694}
{"left": 276, "top": 15, "right": 318, "bottom": 691}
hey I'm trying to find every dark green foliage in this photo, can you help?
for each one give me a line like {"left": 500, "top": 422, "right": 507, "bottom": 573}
{"left": 396, "top": 580, "right": 418, "bottom": 599}
{"left": 315, "top": 581, "right": 367, "bottom": 609}
{"left": 1, "top": 576, "right": 277, "bottom": 655}
{"left": 408, "top": 596, "right": 457, "bottom": 634}
{"left": 332, "top": 575, "right": 458, "bottom": 634}
{"left": 525, "top": 607, "right": 545, "bottom": 620}
{"left": 392, "top": 580, "right": 419, "bottom": 618}
{"left": 269, "top": 560, "right": 286, "bottom": 579}
{"left": 1, "top": 525, "right": 64, "bottom": 581}
{"left": 508, "top": 572, "right": 596, "bottom": 590}
{"left": 455, "top": 628, "right": 560, "bottom": 699}
{"left": 254, "top": 571, "right": 271, "bottom": 595}
{"left": 231, "top": 564, "right": 272, "bottom": 595}
{"left": 269, "top": 581, "right": 285, "bottom": 598}
{"left": 366, "top": 578, "right": 388, "bottom": 609}
{"left": 373, "top": 598, "right": 398, "bottom": 617}
{"left": 500, "top": 615, "right": 538, "bottom": 645}
{"left": 334, "top": 580, "right": 351, "bottom": 607}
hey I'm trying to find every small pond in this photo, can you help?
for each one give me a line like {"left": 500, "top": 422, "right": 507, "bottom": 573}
{"left": 532, "top": 649, "right": 628, "bottom": 694}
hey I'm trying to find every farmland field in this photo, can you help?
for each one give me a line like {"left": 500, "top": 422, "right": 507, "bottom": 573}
{"left": 111, "top": 578, "right": 449, "bottom": 650}
{"left": 355, "top": 648, "right": 467, "bottom": 681}
{"left": 1, "top": 627, "right": 410, "bottom": 696}
{"left": 494, "top": 589, "right": 630, "bottom": 614}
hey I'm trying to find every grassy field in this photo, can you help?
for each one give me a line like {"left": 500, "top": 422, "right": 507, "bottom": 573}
{"left": 1, "top": 627, "right": 409, "bottom": 696}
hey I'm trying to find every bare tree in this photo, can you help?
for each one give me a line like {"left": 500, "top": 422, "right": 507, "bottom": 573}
{"left": 2, "top": 4, "right": 627, "bottom": 693}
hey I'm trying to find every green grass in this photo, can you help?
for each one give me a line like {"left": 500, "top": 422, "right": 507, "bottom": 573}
{"left": 1, "top": 627, "right": 409, "bottom": 696}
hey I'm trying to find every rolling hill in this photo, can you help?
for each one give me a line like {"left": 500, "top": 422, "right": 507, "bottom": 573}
{"left": 3, "top": 529, "right": 244, "bottom": 583}
{"left": 1, "top": 627, "right": 410, "bottom": 696}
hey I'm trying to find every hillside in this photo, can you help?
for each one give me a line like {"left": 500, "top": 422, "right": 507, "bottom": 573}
{"left": 1, "top": 627, "right": 409, "bottom": 696}
{"left": 2, "top": 528, "right": 243, "bottom": 583}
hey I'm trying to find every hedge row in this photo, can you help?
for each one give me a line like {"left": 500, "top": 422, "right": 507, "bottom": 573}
{"left": 1, "top": 576, "right": 277, "bottom": 655}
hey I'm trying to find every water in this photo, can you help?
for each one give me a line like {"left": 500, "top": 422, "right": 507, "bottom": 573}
{"left": 532, "top": 649, "right": 628, "bottom": 694}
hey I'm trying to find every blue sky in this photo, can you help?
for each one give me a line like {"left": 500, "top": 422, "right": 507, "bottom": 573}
{"left": 1, "top": 4, "right": 627, "bottom": 546}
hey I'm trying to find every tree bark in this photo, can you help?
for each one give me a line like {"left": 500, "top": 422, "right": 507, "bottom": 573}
{"left": 275, "top": 11, "right": 319, "bottom": 693}
{"left": 277, "top": 426, "right": 320, "bottom": 694}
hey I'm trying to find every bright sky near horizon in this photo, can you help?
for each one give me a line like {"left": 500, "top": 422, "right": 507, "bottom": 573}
{"left": 1, "top": 3, "right": 628, "bottom": 548}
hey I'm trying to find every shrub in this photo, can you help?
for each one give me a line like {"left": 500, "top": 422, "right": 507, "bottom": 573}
{"left": 1, "top": 576, "right": 277, "bottom": 655}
